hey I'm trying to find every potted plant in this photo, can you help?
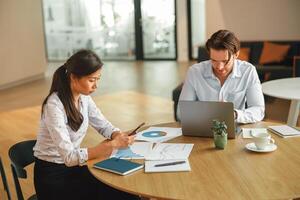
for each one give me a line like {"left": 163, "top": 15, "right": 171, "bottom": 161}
{"left": 211, "top": 119, "right": 228, "bottom": 149}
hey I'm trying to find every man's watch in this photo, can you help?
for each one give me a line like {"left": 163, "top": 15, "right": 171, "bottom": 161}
{"left": 234, "top": 110, "right": 238, "bottom": 119}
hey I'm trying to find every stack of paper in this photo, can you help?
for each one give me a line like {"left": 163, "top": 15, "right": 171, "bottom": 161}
{"left": 145, "top": 159, "right": 191, "bottom": 173}
{"left": 110, "top": 142, "right": 193, "bottom": 173}
{"left": 146, "top": 143, "right": 194, "bottom": 160}
{"left": 268, "top": 125, "right": 300, "bottom": 138}
{"left": 109, "top": 126, "right": 193, "bottom": 173}
{"left": 144, "top": 143, "right": 193, "bottom": 173}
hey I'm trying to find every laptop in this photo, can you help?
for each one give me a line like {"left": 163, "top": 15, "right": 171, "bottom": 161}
{"left": 179, "top": 101, "right": 236, "bottom": 139}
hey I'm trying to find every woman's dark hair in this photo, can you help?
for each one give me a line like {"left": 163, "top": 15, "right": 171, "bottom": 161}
{"left": 206, "top": 30, "right": 240, "bottom": 59}
{"left": 42, "top": 49, "right": 103, "bottom": 131}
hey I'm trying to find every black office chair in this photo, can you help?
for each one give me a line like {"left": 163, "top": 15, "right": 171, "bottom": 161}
{"left": 8, "top": 140, "right": 37, "bottom": 200}
{"left": 0, "top": 157, "right": 11, "bottom": 200}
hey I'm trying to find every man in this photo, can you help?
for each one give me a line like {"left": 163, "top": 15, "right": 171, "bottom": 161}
{"left": 178, "top": 30, "right": 264, "bottom": 123}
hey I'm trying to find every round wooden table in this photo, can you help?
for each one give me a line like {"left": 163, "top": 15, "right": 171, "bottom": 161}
{"left": 88, "top": 122, "right": 300, "bottom": 199}
{"left": 262, "top": 77, "right": 300, "bottom": 126}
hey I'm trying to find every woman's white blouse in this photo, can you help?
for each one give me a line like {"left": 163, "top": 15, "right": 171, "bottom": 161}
{"left": 33, "top": 93, "right": 119, "bottom": 167}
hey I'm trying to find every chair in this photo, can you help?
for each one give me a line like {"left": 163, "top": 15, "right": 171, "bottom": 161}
{"left": 172, "top": 83, "right": 183, "bottom": 121}
{"left": 8, "top": 140, "right": 37, "bottom": 200}
{"left": 0, "top": 157, "right": 11, "bottom": 200}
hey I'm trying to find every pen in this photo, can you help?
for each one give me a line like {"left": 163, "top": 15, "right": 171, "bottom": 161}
{"left": 154, "top": 161, "right": 186, "bottom": 167}
{"left": 128, "top": 122, "right": 145, "bottom": 136}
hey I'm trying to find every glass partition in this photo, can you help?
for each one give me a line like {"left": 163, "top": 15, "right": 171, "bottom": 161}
{"left": 42, "top": 0, "right": 177, "bottom": 61}
{"left": 141, "top": 0, "right": 176, "bottom": 59}
{"left": 43, "top": 0, "right": 135, "bottom": 60}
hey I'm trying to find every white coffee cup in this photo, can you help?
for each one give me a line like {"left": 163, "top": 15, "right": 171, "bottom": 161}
{"left": 251, "top": 132, "right": 275, "bottom": 150}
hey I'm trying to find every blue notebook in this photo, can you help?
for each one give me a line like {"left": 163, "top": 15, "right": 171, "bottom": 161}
{"left": 93, "top": 158, "right": 144, "bottom": 176}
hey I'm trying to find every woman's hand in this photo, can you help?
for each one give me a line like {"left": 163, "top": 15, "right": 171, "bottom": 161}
{"left": 88, "top": 131, "right": 135, "bottom": 160}
{"left": 111, "top": 132, "right": 135, "bottom": 149}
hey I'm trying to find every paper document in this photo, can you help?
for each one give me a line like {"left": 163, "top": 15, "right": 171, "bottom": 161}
{"left": 146, "top": 143, "right": 194, "bottom": 160}
{"left": 242, "top": 128, "right": 268, "bottom": 138}
{"left": 111, "top": 142, "right": 153, "bottom": 159}
{"left": 268, "top": 125, "right": 300, "bottom": 138}
{"left": 135, "top": 127, "right": 182, "bottom": 143}
{"left": 145, "top": 159, "right": 191, "bottom": 173}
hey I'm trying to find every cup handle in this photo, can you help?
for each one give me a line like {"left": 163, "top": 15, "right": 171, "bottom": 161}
{"left": 270, "top": 138, "right": 275, "bottom": 144}
{"left": 250, "top": 130, "right": 254, "bottom": 137}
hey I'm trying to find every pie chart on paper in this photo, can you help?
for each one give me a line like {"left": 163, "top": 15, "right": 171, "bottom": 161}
{"left": 142, "top": 131, "right": 167, "bottom": 138}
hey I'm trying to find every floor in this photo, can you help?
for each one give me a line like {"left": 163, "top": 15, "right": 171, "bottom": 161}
{"left": 0, "top": 61, "right": 298, "bottom": 199}
{"left": 0, "top": 61, "right": 190, "bottom": 112}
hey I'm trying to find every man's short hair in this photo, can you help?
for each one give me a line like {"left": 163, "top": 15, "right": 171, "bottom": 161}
{"left": 206, "top": 30, "right": 240, "bottom": 58}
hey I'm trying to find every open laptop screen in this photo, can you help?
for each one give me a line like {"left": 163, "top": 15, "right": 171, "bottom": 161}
{"left": 179, "top": 101, "right": 236, "bottom": 139}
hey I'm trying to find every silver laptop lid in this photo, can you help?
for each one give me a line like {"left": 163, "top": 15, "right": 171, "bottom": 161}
{"left": 179, "top": 101, "right": 235, "bottom": 139}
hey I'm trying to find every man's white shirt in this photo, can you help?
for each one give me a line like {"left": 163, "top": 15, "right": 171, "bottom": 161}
{"left": 178, "top": 59, "right": 265, "bottom": 123}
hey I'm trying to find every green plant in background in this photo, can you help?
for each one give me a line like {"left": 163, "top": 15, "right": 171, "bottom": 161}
{"left": 211, "top": 119, "right": 228, "bottom": 149}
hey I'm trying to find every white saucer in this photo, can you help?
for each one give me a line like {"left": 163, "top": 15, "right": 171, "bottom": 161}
{"left": 245, "top": 142, "right": 277, "bottom": 153}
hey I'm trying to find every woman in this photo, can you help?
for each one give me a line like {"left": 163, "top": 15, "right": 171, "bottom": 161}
{"left": 33, "top": 50, "right": 139, "bottom": 200}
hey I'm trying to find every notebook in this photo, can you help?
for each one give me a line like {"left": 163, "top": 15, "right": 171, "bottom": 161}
{"left": 268, "top": 125, "right": 300, "bottom": 138}
{"left": 93, "top": 158, "right": 144, "bottom": 176}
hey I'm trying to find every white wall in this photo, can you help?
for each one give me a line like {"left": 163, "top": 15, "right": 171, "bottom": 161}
{"left": 177, "top": 0, "right": 300, "bottom": 61}
{"left": 206, "top": 0, "right": 300, "bottom": 40}
{"left": 0, "top": 0, "right": 47, "bottom": 89}
{"left": 176, "top": 0, "right": 189, "bottom": 61}
{"left": 191, "top": 0, "right": 206, "bottom": 58}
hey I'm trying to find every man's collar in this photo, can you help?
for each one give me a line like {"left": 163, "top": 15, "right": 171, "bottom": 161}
{"left": 231, "top": 60, "right": 242, "bottom": 78}
{"left": 203, "top": 61, "right": 215, "bottom": 78}
{"left": 204, "top": 59, "right": 242, "bottom": 79}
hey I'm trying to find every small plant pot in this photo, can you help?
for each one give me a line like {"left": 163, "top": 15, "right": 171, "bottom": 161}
{"left": 213, "top": 133, "right": 228, "bottom": 149}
